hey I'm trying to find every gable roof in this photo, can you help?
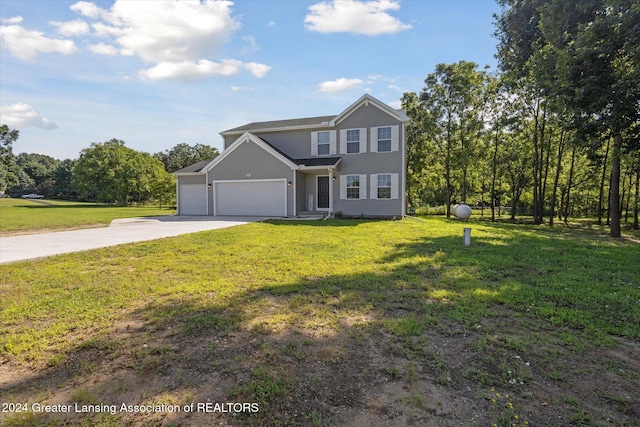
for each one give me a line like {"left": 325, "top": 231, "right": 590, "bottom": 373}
{"left": 173, "top": 159, "right": 212, "bottom": 174}
{"left": 222, "top": 115, "right": 336, "bottom": 134}
{"left": 203, "top": 132, "right": 299, "bottom": 173}
{"left": 220, "top": 94, "right": 408, "bottom": 136}
{"left": 331, "top": 94, "right": 409, "bottom": 126}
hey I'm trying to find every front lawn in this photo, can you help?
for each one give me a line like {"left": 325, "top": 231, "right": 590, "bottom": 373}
{"left": 0, "top": 218, "right": 638, "bottom": 426}
{"left": 0, "top": 198, "right": 175, "bottom": 234}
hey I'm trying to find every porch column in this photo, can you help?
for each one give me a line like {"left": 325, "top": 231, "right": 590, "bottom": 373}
{"left": 328, "top": 168, "right": 333, "bottom": 215}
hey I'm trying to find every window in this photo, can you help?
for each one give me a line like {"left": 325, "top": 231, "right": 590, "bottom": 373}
{"left": 317, "top": 131, "right": 330, "bottom": 155}
{"left": 346, "top": 175, "right": 360, "bottom": 199}
{"left": 346, "top": 129, "right": 360, "bottom": 153}
{"left": 377, "top": 127, "right": 392, "bottom": 152}
{"left": 377, "top": 174, "right": 391, "bottom": 199}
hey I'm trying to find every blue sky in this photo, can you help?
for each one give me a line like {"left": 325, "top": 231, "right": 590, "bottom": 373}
{"left": 0, "top": 0, "right": 501, "bottom": 160}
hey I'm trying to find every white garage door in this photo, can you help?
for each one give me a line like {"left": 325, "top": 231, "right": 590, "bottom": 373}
{"left": 179, "top": 184, "right": 207, "bottom": 215}
{"left": 214, "top": 179, "right": 286, "bottom": 217}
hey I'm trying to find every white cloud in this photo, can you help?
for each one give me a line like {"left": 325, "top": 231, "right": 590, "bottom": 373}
{"left": 318, "top": 77, "right": 364, "bottom": 93}
{"left": 305, "top": 0, "right": 411, "bottom": 35}
{"left": 267, "top": 20, "right": 276, "bottom": 27}
{"left": 244, "top": 62, "right": 271, "bottom": 78}
{"left": 1, "top": 16, "right": 23, "bottom": 24}
{"left": 100, "top": 0, "right": 240, "bottom": 63}
{"left": 139, "top": 59, "right": 244, "bottom": 81}
{"left": 241, "top": 35, "right": 260, "bottom": 55}
{"left": 71, "top": 0, "right": 270, "bottom": 81}
{"left": 0, "top": 103, "right": 58, "bottom": 129}
{"left": 231, "top": 86, "right": 255, "bottom": 92}
{"left": 49, "top": 19, "right": 90, "bottom": 37}
{"left": 70, "top": 1, "right": 105, "bottom": 19}
{"left": 0, "top": 24, "right": 77, "bottom": 60}
{"left": 88, "top": 42, "right": 118, "bottom": 55}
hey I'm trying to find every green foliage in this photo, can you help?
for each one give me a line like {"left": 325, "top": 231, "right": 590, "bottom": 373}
{"left": 154, "top": 142, "right": 219, "bottom": 173}
{"left": 404, "top": 61, "right": 491, "bottom": 215}
{"left": 72, "top": 139, "right": 167, "bottom": 205}
{"left": 0, "top": 124, "right": 20, "bottom": 193}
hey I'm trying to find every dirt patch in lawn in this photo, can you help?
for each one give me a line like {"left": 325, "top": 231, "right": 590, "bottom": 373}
{"left": 1, "top": 302, "right": 638, "bottom": 426}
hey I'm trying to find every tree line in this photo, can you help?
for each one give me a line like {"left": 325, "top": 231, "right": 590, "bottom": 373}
{"left": 0, "top": 124, "right": 219, "bottom": 207}
{"left": 404, "top": 0, "right": 639, "bottom": 237}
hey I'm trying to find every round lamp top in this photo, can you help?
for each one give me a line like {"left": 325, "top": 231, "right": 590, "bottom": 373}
{"left": 453, "top": 203, "right": 472, "bottom": 219}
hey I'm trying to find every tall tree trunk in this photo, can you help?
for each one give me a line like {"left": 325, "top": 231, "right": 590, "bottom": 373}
{"left": 625, "top": 171, "right": 633, "bottom": 222}
{"left": 634, "top": 167, "right": 639, "bottom": 230}
{"left": 490, "top": 129, "right": 499, "bottom": 222}
{"left": 531, "top": 100, "right": 542, "bottom": 224}
{"left": 563, "top": 147, "right": 576, "bottom": 223}
{"left": 597, "top": 138, "right": 610, "bottom": 225}
{"left": 610, "top": 134, "right": 622, "bottom": 237}
{"left": 541, "top": 126, "right": 552, "bottom": 221}
{"left": 549, "top": 129, "right": 566, "bottom": 226}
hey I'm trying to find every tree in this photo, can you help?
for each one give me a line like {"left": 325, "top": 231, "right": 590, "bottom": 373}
{"left": 52, "top": 159, "right": 76, "bottom": 199}
{"left": 495, "top": 0, "right": 640, "bottom": 236}
{"left": 0, "top": 124, "right": 20, "bottom": 193}
{"left": 411, "top": 61, "right": 489, "bottom": 216}
{"left": 15, "top": 153, "right": 60, "bottom": 196}
{"left": 72, "top": 139, "right": 167, "bottom": 205}
{"left": 155, "top": 143, "right": 219, "bottom": 173}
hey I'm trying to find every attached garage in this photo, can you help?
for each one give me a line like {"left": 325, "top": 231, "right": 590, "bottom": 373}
{"left": 214, "top": 179, "right": 287, "bottom": 217}
{"left": 178, "top": 183, "right": 207, "bottom": 215}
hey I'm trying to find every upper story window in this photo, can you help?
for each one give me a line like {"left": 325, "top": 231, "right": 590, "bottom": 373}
{"left": 370, "top": 125, "right": 399, "bottom": 153}
{"left": 311, "top": 130, "right": 336, "bottom": 156}
{"left": 317, "top": 131, "right": 330, "bottom": 155}
{"left": 346, "top": 129, "right": 360, "bottom": 154}
{"left": 377, "top": 127, "right": 392, "bottom": 152}
{"left": 340, "top": 128, "right": 366, "bottom": 154}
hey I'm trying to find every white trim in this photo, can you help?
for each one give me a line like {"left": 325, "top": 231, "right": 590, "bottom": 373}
{"left": 293, "top": 170, "right": 297, "bottom": 216}
{"left": 176, "top": 179, "right": 180, "bottom": 214}
{"left": 369, "top": 125, "right": 398, "bottom": 153}
{"left": 370, "top": 173, "right": 398, "bottom": 200}
{"left": 328, "top": 169, "right": 334, "bottom": 215}
{"left": 331, "top": 94, "right": 409, "bottom": 126}
{"left": 204, "top": 132, "right": 298, "bottom": 173}
{"left": 391, "top": 125, "right": 400, "bottom": 152}
{"left": 401, "top": 123, "right": 406, "bottom": 215}
{"left": 341, "top": 128, "right": 366, "bottom": 154}
{"left": 340, "top": 174, "right": 367, "bottom": 200}
{"left": 359, "top": 174, "right": 367, "bottom": 200}
{"left": 212, "top": 178, "right": 287, "bottom": 217}
{"left": 316, "top": 175, "right": 330, "bottom": 211}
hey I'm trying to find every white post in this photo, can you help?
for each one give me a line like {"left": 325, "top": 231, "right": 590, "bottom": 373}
{"left": 328, "top": 168, "right": 334, "bottom": 216}
{"left": 463, "top": 227, "right": 471, "bottom": 246}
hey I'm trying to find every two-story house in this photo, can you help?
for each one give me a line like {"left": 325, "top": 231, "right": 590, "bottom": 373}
{"left": 174, "top": 94, "right": 409, "bottom": 218}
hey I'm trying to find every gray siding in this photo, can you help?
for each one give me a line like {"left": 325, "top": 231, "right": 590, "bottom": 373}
{"left": 178, "top": 175, "right": 205, "bottom": 186}
{"left": 207, "top": 140, "right": 296, "bottom": 216}
{"left": 218, "top": 99, "right": 405, "bottom": 218}
{"left": 334, "top": 103, "right": 404, "bottom": 217}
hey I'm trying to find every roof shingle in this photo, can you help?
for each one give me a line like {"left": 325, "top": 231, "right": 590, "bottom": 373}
{"left": 222, "top": 115, "right": 336, "bottom": 133}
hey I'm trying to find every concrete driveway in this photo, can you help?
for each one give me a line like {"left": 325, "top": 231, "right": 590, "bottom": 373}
{"left": 0, "top": 216, "right": 267, "bottom": 264}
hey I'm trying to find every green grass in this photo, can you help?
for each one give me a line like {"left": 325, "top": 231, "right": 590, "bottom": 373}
{"left": 1, "top": 217, "right": 638, "bottom": 359}
{"left": 0, "top": 198, "right": 175, "bottom": 233}
{"left": 1, "top": 217, "right": 638, "bottom": 425}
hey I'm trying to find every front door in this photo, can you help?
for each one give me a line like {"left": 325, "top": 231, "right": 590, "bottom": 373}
{"left": 317, "top": 176, "right": 329, "bottom": 209}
